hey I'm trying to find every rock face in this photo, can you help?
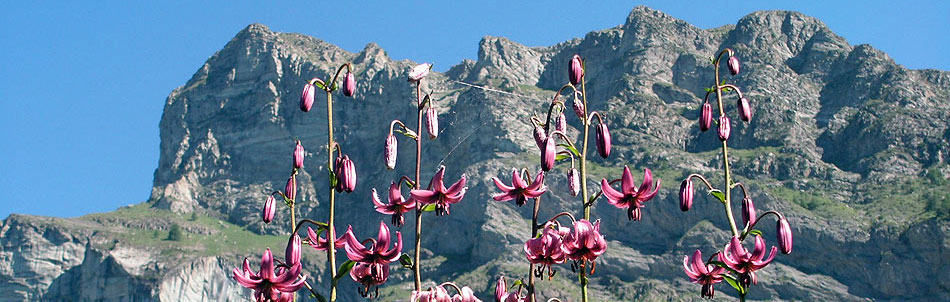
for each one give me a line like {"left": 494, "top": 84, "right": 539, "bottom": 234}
{"left": 3, "top": 6, "right": 950, "bottom": 302}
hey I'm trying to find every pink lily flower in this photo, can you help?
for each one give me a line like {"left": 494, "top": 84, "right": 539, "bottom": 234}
{"left": 408, "top": 63, "right": 432, "bottom": 82}
{"left": 683, "top": 249, "right": 726, "bottom": 299}
{"left": 372, "top": 182, "right": 417, "bottom": 227}
{"left": 306, "top": 226, "right": 345, "bottom": 251}
{"left": 601, "top": 166, "right": 661, "bottom": 221}
{"left": 722, "top": 236, "right": 776, "bottom": 286}
{"left": 412, "top": 285, "right": 451, "bottom": 302}
{"left": 524, "top": 226, "right": 566, "bottom": 278}
{"left": 343, "top": 222, "right": 402, "bottom": 266}
{"left": 492, "top": 169, "right": 547, "bottom": 207}
{"left": 232, "top": 248, "right": 306, "bottom": 302}
{"left": 350, "top": 262, "right": 389, "bottom": 298}
{"left": 561, "top": 219, "right": 607, "bottom": 263}
{"left": 410, "top": 166, "right": 467, "bottom": 216}
{"left": 494, "top": 277, "right": 525, "bottom": 302}
{"left": 452, "top": 286, "right": 482, "bottom": 302}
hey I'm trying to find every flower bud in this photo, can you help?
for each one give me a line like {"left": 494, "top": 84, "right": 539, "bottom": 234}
{"left": 262, "top": 195, "right": 276, "bottom": 223}
{"left": 533, "top": 124, "right": 547, "bottom": 149}
{"left": 425, "top": 107, "right": 438, "bottom": 139}
{"left": 718, "top": 116, "right": 731, "bottom": 141}
{"left": 569, "top": 54, "right": 584, "bottom": 85}
{"left": 595, "top": 122, "right": 611, "bottom": 158}
{"left": 741, "top": 197, "right": 756, "bottom": 227}
{"left": 777, "top": 217, "right": 793, "bottom": 254}
{"left": 293, "top": 140, "right": 305, "bottom": 169}
{"left": 568, "top": 168, "right": 580, "bottom": 196}
{"left": 541, "top": 137, "right": 556, "bottom": 172}
{"left": 679, "top": 179, "right": 693, "bottom": 212}
{"left": 334, "top": 156, "right": 344, "bottom": 192}
{"left": 285, "top": 234, "right": 301, "bottom": 266}
{"left": 738, "top": 97, "right": 752, "bottom": 122}
{"left": 285, "top": 177, "right": 296, "bottom": 201}
{"left": 384, "top": 134, "right": 397, "bottom": 170}
{"left": 572, "top": 92, "right": 586, "bottom": 120}
{"left": 300, "top": 83, "right": 315, "bottom": 112}
{"left": 338, "top": 155, "right": 357, "bottom": 193}
{"left": 699, "top": 102, "right": 713, "bottom": 132}
{"left": 728, "top": 56, "right": 740, "bottom": 76}
{"left": 342, "top": 72, "right": 356, "bottom": 97}
{"left": 408, "top": 63, "right": 432, "bottom": 82}
{"left": 555, "top": 112, "right": 567, "bottom": 134}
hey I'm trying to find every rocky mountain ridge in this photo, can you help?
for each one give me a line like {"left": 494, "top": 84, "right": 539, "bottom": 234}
{"left": 2, "top": 6, "right": 949, "bottom": 301}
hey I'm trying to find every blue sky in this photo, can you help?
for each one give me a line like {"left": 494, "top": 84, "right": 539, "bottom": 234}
{"left": 1, "top": 1, "right": 948, "bottom": 219}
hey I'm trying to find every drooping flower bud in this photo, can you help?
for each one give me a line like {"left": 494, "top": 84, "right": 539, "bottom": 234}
{"left": 293, "top": 140, "right": 305, "bottom": 169}
{"left": 569, "top": 54, "right": 584, "bottom": 85}
{"left": 595, "top": 122, "right": 611, "bottom": 158}
{"left": 336, "top": 155, "right": 357, "bottom": 193}
{"left": 741, "top": 197, "right": 756, "bottom": 227}
{"left": 568, "top": 168, "right": 580, "bottom": 196}
{"left": 285, "top": 234, "right": 301, "bottom": 266}
{"left": 408, "top": 63, "right": 432, "bottom": 82}
{"left": 777, "top": 217, "right": 793, "bottom": 254}
{"left": 572, "top": 92, "right": 586, "bottom": 120}
{"left": 718, "top": 116, "right": 731, "bottom": 141}
{"left": 425, "top": 107, "right": 438, "bottom": 139}
{"left": 679, "top": 179, "right": 693, "bottom": 212}
{"left": 262, "top": 195, "right": 276, "bottom": 223}
{"left": 541, "top": 136, "right": 556, "bottom": 172}
{"left": 728, "top": 56, "right": 741, "bottom": 76}
{"left": 285, "top": 176, "right": 296, "bottom": 201}
{"left": 533, "top": 124, "right": 547, "bottom": 149}
{"left": 342, "top": 71, "right": 356, "bottom": 97}
{"left": 699, "top": 102, "right": 713, "bottom": 132}
{"left": 555, "top": 112, "right": 567, "bottom": 133}
{"left": 300, "top": 83, "right": 315, "bottom": 112}
{"left": 384, "top": 134, "right": 397, "bottom": 170}
{"left": 738, "top": 97, "right": 752, "bottom": 122}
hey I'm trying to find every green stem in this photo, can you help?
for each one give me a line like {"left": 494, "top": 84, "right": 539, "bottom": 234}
{"left": 527, "top": 196, "right": 541, "bottom": 302}
{"left": 413, "top": 82, "right": 424, "bottom": 291}
{"left": 326, "top": 91, "right": 339, "bottom": 302}
{"left": 290, "top": 187, "right": 297, "bottom": 302}
{"left": 714, "top": 53, "right": 740, "bottom": 238}
{"left": 579, "top": 70, "right": 590, "bottom": 302}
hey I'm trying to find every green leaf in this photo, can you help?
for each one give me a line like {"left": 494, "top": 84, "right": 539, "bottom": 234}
{"left": 722, "top": 274, "right": 745, "bottom": 294}
{"left": 704, "top": 87, "right": 714, "bottom": 93}
{"left": 421, "top": 204, "right": 437, "bottom": 212}
{"left": 557, "top": 143, "right": 580, "bottom": 158}
{"left": 748, "top": 229, "right": 763, "bottom": 237}
{"left": 311, "top": 291, "right": 328, "bottom": 302}
{"left": 395, "top": 128, "right": 418, "bottom": 140}
{"left": 313, "top": 81, "right": 326, "bottom": 91}
{"left": 399, "top": 253, "right": 413, "bottom": 269}
{"left": 333, "top": 260, "right": 356, "bottom": 282}
{"left": 511, "top": 279, "right": 524, "bottom": 288}
{"left": 328, "top": 169, "right": 338, "bottom": 188}
{"left": 555, "top": 153, "right": 571, "bottom": 161}
{"left": 709, "top": 190, "right": 726, "bottom": 203}
{"left": 589, "top": 192, "right": 601, "bottom": 205}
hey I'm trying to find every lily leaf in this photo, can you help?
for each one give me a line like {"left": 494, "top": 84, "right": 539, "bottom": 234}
{"left": 313, "top": 81, "right": 326, "bottom": 91}
{"left": 395, "top": 128, "right": 418, "bottom": 140}
{"left": 558, "top": 143, "right": 581, "bottom": 158}
{"left": 421, "top": 204, "right": 437, "bottom": 212}
{"left": 333, "top": 260, "right": 356, "bottom": 282}
{"left": 747, "top": 229, "right": 763, "bottom": 237}
{"left": 722, "top": 274, "right": 745, "bottom": 295}
{"left": 328, "top": 170, "right": 338, "bottom": 188}
{"left": 399, "top": 253, "right": 413, "bottom": 269}
{"left": 555, "top": 154, "right": 571, "bottom": 161}
{"left": 709, "top": 189, "right": 726, "bottom": 203}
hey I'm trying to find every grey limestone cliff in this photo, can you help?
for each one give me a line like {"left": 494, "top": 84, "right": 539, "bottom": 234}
{"left": 2, "top": 6, "right": 949, "bottom": 302}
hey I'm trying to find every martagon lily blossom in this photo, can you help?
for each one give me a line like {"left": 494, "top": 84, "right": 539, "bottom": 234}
{"left": 232, "top": 248, "right": 306, "bottom": 302}
{"left": 372, "top": 181, "right": 417, "bottom": 227}
{"left": 524, "top": 225, "right": 566, "bottom": 277}
{"left": 561, "top": 219, "right": 607, "bottom": 264}
{"left": 306, "top": 226, "right": 345, "bottom": 251}
{"left": 410, "top": 166, "right": 467, "bottom": 216}
{"left": 492, "top": 169, "right": 547, "bottom": 207}
{"left": 343, "top": 222, "right": 402, "bottom": 295}
{"left": 722, "top": 236, "right": 776, "bottom": 287}
{"left": 601, "top": 166, "right": 661, "bottom": 221}
{"left": 683, "top": 249, "right": 726, "bottom": 299}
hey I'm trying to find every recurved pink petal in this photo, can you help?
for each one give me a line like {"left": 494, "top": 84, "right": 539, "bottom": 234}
{"left": 600, "top": 179, "right": 624, "bottom": 203}
{"left": 410, "top": 189, "right": 438, "bottom": 204}
{"left": 638, "top": 168, "right": 653, "bottom": 196}
{"left": 492, "top": 176, "right": 514, "bottom": 192}
{"left": 374, "top": 221, "right": 391, "bottom": 254}
{"left": 260, "top": 249, "right": 276, "bottom": 280}
{"left": 445, "top": 175, "right": 467, "bottom": 196}
{"left": 511, "top": 170, "right": 528, "bottom": 189}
